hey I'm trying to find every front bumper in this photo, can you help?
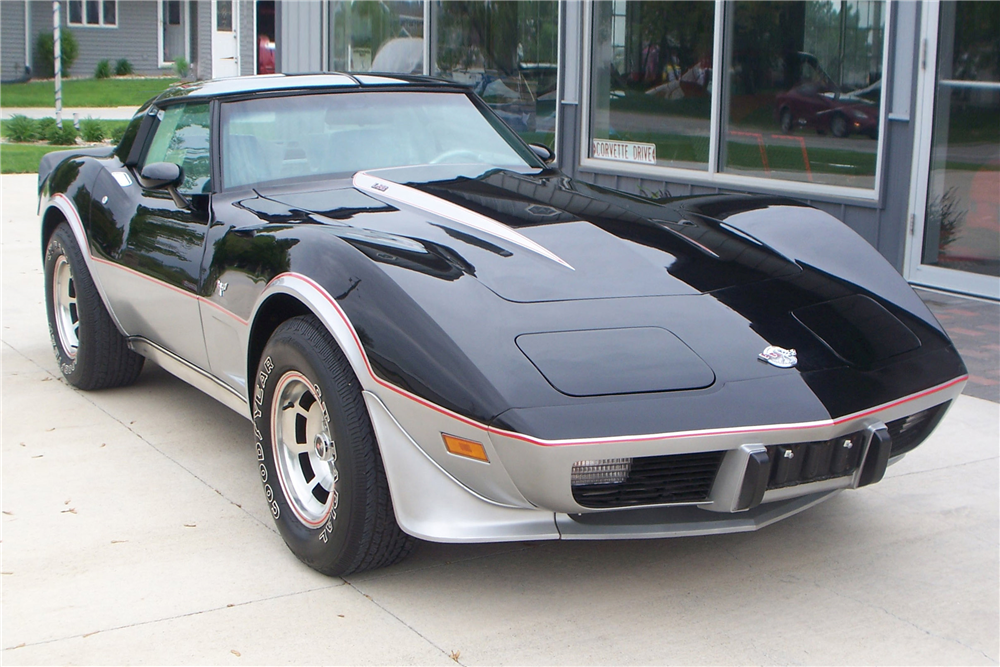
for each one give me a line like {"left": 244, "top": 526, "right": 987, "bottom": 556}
{"left": 363, "top": 375, "right": 965, "bottom": 543}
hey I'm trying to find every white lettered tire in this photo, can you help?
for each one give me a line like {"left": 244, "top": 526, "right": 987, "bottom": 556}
{"left": 253, "top": 315, "right": 414, "bottom": 575}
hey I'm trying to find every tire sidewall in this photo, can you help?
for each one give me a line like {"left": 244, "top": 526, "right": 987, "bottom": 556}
{"left": 44, "top": 228, "right": 82, "bottom": 380}
{"left": 253, "top": 324, "right": 366, "bottom": 571}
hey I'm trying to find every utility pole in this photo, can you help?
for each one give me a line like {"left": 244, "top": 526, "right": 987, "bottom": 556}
{"left": 53, "top": 0, "right": 62, "bottom": 124}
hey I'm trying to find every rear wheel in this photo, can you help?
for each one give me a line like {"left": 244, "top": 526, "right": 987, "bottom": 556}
{"left": 44, "top": 222, "right": 144, "bottom": 389}
{"left": 254, "top": 315, "right": 414, "bottom": 576}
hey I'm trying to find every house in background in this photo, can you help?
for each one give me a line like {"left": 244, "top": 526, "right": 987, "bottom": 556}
{"left": 1, "top": 0, "right": 275, "bottom": 83}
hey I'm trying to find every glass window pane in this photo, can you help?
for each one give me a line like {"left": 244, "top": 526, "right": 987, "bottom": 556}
{"left": 221, "top": 92, "right": 535, "bottom": 190}
{"left": 103, "top": 0, "right": 116, "bottom": 25}
{"left": 86, "top": 0, "right": 100, "bottom": 24}
{"left": 590, "top": 1, "right": 715, "bottom": 170}
{"left": 167, "top": 0, "right": 181, "bottom": 26}
{"left": 723, "top": 1, "right": 885, "bottom": 188}
{"left": 68, "top": 0, "right": 83, "bottom": 24}
{"left": 328, "top": 1, "right": 424, "bottom": 74}
{"left": 144, "top": 104, "right": 212, "bottom": 195}
{"left": 921, "top": 1, "right": 999, "bottom": 277}
{"left": 433, "top": 0, "right": 559, "bottom": 151}
{"left": 217, "top": 0, "right": 232, "bottom": 31}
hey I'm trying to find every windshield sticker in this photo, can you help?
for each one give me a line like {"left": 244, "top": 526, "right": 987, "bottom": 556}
{"left": 591, "top": 139, "right": 657, "bottom": 165}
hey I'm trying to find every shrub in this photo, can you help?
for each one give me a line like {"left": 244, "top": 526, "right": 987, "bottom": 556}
{"left": 109, "top": 122, "right": 128, "bottom": 145}
{"left": 95, "top": 59, "right": 112, "bottom": 79}
{"left": 36, "top": 30, "right": 79, "bottom": 78}
{"left": 174, "top": 57, "right": 189, "bottom": 78}
{"left": 47, "top": 120, "right": 78, "bottom": 145}
{"left": 80, "top": 118, "right": 105, "bottom": 143}
{"left": 114, "top": 58, "right": 133, "bottom": 76}
{"left": 36, "top": 117, "right": 57, "bottom": 139}
{"left": 5, "top": 115, "right": 38, "bottom": 143}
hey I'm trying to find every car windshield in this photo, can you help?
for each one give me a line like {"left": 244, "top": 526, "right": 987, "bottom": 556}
{"left": 220, "top": 90, "right": 539, "bottom": 189}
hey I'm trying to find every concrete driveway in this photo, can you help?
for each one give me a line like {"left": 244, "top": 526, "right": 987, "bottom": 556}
{"left": 2, "top": 173, "right": 997, "bottom": 665}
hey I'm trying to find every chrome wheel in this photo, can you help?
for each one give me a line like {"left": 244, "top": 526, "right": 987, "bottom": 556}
{"left": 271, "top": 371, "right": 339, "bottom": 527}
{"left": 52, "top": 255, "right": 79, "bottom": 358}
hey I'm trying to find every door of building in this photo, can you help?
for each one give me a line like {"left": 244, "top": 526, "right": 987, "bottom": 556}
{"left": 906, "top": 1, "right": 999, "bottom": 299}
{"left": 212, "top": 0, "right": 240, "bottom": 78}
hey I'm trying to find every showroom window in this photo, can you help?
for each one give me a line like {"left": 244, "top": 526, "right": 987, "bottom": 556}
{"left": 68, "top": 0, "right": 117, "bottom": 27}
{"left": 433, "top": 0, "right": 559, "bottom": 150}
{"left": 590, "top": 0, "right": 716, "bottom": 170}
{"left": 327, "top": 1, "right": 424, "bottom": 73}
{"left": 587, "top": 0, "right": 887, "bottom": 193}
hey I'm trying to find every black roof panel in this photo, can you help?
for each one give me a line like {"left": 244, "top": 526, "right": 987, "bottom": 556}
{"left": 153, "top": 72, "right": 468, "bottom": 104}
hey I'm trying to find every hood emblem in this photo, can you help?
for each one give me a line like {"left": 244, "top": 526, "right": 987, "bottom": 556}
{"left": 371, "top": 182, "right": 389, "bottom": 192}
{"left": 759, "top": 346, "right": 797, "bottom": 368}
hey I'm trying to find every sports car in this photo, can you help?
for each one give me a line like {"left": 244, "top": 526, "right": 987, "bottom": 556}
{"left": 37, "top": 74, "right": 967, "bottom": 576}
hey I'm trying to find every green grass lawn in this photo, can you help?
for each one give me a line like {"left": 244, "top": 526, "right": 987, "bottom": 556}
{"left": 0, "top": 77, "right": 178, "bottom": 107}
{"left": 0, "top": 144, "right": 68, "bottom": 174}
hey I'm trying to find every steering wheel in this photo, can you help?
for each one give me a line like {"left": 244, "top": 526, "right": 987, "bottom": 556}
{"left": 429, "top": 149, "right": 483, "bottom": 165}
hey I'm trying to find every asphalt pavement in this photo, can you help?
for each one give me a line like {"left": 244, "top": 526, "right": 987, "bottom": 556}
{"left": 2, "top": 173, "right": 998, "bottom": 665}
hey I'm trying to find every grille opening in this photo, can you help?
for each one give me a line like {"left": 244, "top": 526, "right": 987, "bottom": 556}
{"left": 766, "top": 431, "right": 867, "bottom": 489}
{"left": 571, "top": 452, "right": 724, "bottom": 509}
{"left": 887, "top": 402, "right": 950, "bottom": 457}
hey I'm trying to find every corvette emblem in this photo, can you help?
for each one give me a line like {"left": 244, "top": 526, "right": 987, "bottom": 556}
{"left": 759, "top": 345, "right": 797, "bottom": 368}
{"left": 216, "top": 280, "right": 229, "bottom": 297}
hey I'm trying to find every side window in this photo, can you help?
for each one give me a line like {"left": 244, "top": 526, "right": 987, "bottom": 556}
{"left": 142, "top": 103, "right": 212, "bottom": 194}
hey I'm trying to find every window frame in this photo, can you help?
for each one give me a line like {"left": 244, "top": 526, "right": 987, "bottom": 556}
{"left": 66, "top": 0, "right": 118, "bottom": 28}
{"left": 578, "top": 0, "right": 895, "bottom": 204}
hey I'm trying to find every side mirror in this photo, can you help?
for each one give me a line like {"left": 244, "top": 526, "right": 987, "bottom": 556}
{"left": 139, "top": 161, "right": 184, "bottom": 189}
{"left": 138, "top": 162, "right": 190, "bottom": 209}
{"left": 528, "top": 143, "right": 555, "bottom": 164}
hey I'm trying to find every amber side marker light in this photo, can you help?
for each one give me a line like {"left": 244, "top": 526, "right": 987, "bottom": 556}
{"left": 442, "top": 434, "right": 490, "bottom": 463}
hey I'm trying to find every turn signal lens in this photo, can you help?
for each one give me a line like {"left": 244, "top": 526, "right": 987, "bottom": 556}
{"left": 442, "top": 434, "right": 489, "bottom": 463}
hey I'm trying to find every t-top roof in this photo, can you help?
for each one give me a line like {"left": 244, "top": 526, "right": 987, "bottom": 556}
{"left": 154, "top": 72, "right": 468, "bottom": 103}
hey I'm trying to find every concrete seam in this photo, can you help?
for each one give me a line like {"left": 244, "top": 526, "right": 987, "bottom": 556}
{"left": 344, "top": 579, "right": 466, "bottom": 666}
{"left": 0, "top": 583, "right": 346, "bottom": 652}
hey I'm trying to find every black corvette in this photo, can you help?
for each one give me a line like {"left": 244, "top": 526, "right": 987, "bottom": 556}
{"left": 38, "top": 74, "right": 967, "bottom": 575}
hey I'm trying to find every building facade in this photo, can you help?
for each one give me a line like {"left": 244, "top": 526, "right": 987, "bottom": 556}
{"left": 273, "top": 0, "right": 998, "bottom": 300}
{"left": 1, "top": 1, "right": 269, "bottom": 83}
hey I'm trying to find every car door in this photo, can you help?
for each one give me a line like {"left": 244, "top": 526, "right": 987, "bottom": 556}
{"left": 104, "top": 102, "right": 214, "bottom": 370}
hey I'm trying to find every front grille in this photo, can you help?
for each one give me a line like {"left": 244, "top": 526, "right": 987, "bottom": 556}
{"left": 571, "top": 452, "right": 724, "bottom": 509}
{"left": 766, "top": 431, "right": 867, "bottom": 489}
{"left": 887, "top": 402, "right": 950, "bottom": 456}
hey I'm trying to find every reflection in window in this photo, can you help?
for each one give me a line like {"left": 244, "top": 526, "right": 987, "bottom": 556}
{"left": 328, "top": 1, "right": 424, "bottom": 73}
{"left": 921, "top": 1, "right": 999, "bottom": 277}
{"left": 724, "top": 1, "right": 884, "bottom": 188}
{"left": 144, "top": 104, "right": 212, "bottom": 195}
{"left": 433, "top": 1, "right": 559, "bottom": 150}
{"left": 590, "top": 0, "right": 715, "bottom": 170}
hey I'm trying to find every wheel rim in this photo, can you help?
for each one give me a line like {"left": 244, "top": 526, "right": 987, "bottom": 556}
{"left": 52, "top": 255, "right": 79, "bottom": 358}
{"left": 271, "top": 371, "right": 339, "bottom": 527}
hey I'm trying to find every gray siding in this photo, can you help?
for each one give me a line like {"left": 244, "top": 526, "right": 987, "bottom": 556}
{"left": 239, "top": 0, "right": 254, "bottom": 75}
{"left": 1, "top": 1, "right": 28, "bottom": 82}
{"left": 193, "top": 0, "right": 212, "bottom": 79}
{"left": 28, "top": 0, "right": 167, "bottom": 78}
{"left": 276, "top": 0, "right": 323, "bottom": 73}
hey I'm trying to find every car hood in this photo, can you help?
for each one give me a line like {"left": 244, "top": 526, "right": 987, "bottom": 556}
{"left": 255, "top": 164, "right": 804, "bottom": 303}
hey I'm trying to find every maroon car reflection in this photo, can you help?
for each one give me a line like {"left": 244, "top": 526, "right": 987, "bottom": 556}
{"left": 775, "top": 54, "right": 879, "bottom": 139}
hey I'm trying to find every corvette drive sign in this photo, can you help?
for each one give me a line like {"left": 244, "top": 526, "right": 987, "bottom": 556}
{"left": 591, "top": 139, "right": 657, "bottom": 164}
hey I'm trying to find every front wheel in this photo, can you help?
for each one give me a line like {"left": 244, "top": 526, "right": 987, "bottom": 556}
{"left": 253, "top": 315, "right": 414, "bottom": 575}
{"left": 830, "top": 114, "right": 849, "bottom": 138}
{"left": 780, "top": 108, "right": 793, "bottom": 133}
